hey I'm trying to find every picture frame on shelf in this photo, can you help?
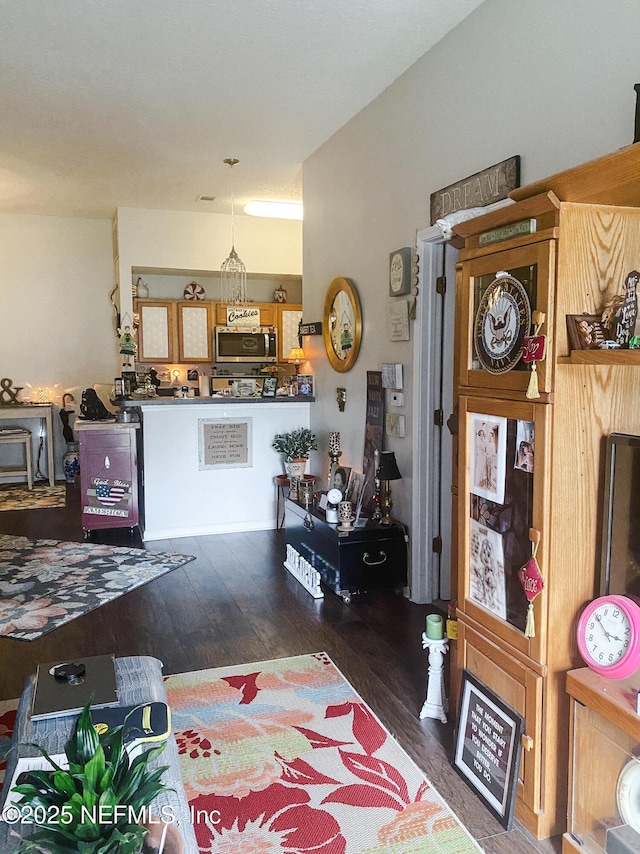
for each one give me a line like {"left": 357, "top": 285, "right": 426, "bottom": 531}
{"left": 566, "top": 313, "right": 608, "bottom": 350}
{"left": 344, "top": 470, "right": 364, "bottom": 507}
{"left": 330, "top": 465, "right": 351, "bottom": 495}
{"left": 261, "top": 376, "right": 278, "bottom": 398}
{"left": 297, "top": 374, "right": 314, "bottom": 397}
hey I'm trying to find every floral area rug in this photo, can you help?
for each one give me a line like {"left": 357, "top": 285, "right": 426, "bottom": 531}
{"left": 0, "top": 698, "right": 18, "bottom": 787}
{"left": 165, "top": 653, "right": 483, "bottom": 854}
{"left": 0, "top": 485, "right": 66, "bottom": 512}
{"left": 0, "top": 535, "right": 195, "bottom": 641}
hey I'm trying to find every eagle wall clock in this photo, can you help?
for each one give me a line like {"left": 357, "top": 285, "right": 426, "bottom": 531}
{"left": 474, "top": 271, "right": 532, "bottom": 374}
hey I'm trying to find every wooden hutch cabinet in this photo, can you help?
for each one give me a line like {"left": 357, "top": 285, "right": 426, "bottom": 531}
{"left": 451, "top": 144, "right": 640, "bottom": 839}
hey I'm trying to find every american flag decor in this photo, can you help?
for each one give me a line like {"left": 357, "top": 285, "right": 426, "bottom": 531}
{"left": 91, "top": 478, "right": 129, "bottom": 506}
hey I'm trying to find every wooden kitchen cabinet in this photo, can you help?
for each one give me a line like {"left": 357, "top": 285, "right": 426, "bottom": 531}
{"left": 214, "top": 302, "right": 275, "bottom": 327}
{"left": 451, "top": 145, "right": 640, "bottom": 839}
{"left": 177, "top": 300, "right": 213, "bottom": 362}
{"left": 563, "top": 668, "right": 640, "bottom": 854}
{"left": 135, "top": 299, "right": 176, "bottom": 363}
{"left": 136, "top": 299, "right": 214, "bottom": 364}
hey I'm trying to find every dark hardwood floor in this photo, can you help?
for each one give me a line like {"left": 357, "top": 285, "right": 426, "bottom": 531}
{"left": 0, "top": 483, "right": 562, "bottom": 853}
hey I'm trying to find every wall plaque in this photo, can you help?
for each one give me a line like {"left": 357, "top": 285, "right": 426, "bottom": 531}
{"left": 299, "top": 321, "right": 322, "bottom": 336}
{"left": 199, "top": 418, "right": 252, "bottom": 469}
{"left": 454, "top": 669, "right": 524, "bottom": 830}
{"left": 430, "top": 156, "right": 520, "bottom": 225}
{"left": 226, "top": 306, "right": 261, "bottom": 326}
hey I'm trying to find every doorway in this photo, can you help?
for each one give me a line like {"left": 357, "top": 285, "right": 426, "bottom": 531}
{"left": 410, "top": 228, "right": 457, "bottom": 603}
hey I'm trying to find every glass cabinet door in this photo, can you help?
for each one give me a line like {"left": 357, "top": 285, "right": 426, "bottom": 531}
{"left": 458, "top": 240, "right": 556, "bottom": 395}
{"left": 178, "top": 301, "right": 213, "bottom": 362}
{"left": 458, "top": 395, "right": 551, "bottom": 664}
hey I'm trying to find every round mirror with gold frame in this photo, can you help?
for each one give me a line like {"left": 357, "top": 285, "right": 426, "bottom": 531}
{"left": 323, "top": 277, "right": 362, "bottom": 372}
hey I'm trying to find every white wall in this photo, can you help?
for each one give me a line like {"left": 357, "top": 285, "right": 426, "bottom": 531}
{"left": 0, "top": 214, "right": 116, "bottom": 396}
{"left": 302, "top": 0, "right": 640, "bottom": 536}
{"left": 116, "top": 207, "right": 302, "bottom": 322}
{"left": 0, "top": 214, "right": 116, "bottom": 478}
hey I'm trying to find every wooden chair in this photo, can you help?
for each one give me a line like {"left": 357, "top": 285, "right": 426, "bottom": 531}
{"left": 0, "top": 429, "right": 33, "bottom": 489}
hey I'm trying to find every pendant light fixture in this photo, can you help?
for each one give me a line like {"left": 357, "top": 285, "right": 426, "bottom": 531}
{"left": 220, "top": 157, "right": 247, "bottom": 306}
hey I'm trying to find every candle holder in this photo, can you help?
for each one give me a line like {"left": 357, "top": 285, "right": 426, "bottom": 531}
{"left": 327, "top": 431, "right": 341, "bottom": 489}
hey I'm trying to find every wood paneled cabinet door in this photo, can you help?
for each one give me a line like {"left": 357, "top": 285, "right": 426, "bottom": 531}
{"left": 457, "top": 239, "right": 556, "bottom": 398}
{"left": 214, "top": 302, "right": 275, "bottom": 327}
{"left": 135, "top": 300, "right": 176, "bottom": 363}
{"left": 177, "top": 301, "right": 213, "bottom": 362}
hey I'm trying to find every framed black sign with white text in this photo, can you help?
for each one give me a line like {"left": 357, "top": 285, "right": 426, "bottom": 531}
{"left": 453, "top": 669, "right": 524, "bottom": 830}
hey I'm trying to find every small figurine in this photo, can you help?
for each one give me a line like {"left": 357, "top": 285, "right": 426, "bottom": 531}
{"left": 119, "top": 325, "right": 135, "bottom": 355}
{"left": 601, "top": 270, "right": 639, "bottom": 345}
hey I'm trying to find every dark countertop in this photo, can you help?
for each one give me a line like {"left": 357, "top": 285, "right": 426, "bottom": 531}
{"left": 121, "top": 395, "right": 314, "bottom": 406}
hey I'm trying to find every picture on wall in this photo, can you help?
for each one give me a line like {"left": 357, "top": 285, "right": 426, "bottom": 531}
{"left": 469, "top": 519, "right": 507, "bottom": 620}
{"left": 514, "top": 420, "right": 535, "bottom": 472}
{"left": 470, "top": 413, "right": 507, "bottom": 504}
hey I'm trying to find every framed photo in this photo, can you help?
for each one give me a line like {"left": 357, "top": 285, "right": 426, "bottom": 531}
{"left": 514, "top": 420, "right": 535, "bottom": 473}
{"left": 344, "top": 470, "right": 364, "bottom": 507}
{"left": 469, "top": 413, "right": 507, "bottom": 504}
{"left": 297, "top": 374, "right": 314, "bottom": 397}
{"left": 330, "top": 465, "right": 351, "bottom": 495}
{"left": 454, "top": 669, "right": 524, "bottom": 830}
{"left": 261, "top": 376, "right": 278, "bottom": 398}
{"left": 566, "top": 313, "right": 607, "bottom": 350}
{"left": 469, "top": 519, "right": 507, "bottom": 620}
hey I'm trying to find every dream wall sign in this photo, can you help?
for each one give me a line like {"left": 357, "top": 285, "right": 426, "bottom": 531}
{"left": 430, "top": 156, "right": 520, "bottom": 225}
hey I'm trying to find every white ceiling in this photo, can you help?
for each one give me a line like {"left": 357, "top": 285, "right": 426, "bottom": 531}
{"left": 0, "top": 0, "right": 484, "bottom": 218}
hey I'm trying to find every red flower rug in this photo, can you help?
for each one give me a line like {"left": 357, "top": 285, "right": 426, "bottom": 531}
{"left": 164, "top": 653, "right": 482, "bottom": 853}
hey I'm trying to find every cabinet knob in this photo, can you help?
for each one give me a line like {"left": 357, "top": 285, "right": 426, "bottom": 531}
{"left": 363, "top": 550, "right": 387, "bottom": 566}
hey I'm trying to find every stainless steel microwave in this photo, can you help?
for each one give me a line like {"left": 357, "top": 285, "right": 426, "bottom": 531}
{"left": 214, "top": 326, "right": 278, "bottom": 363}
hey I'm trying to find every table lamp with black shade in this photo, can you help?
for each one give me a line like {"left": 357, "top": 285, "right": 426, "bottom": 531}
{"left": 377, "top": 451, "right": 401, "bottom": 525}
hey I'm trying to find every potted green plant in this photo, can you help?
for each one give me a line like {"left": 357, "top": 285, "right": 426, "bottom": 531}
{"left": 272, "top": 427, "right": 317, "bottom": 479}
{"left": 10, "top": 702, "right": 173, "bottom": 854}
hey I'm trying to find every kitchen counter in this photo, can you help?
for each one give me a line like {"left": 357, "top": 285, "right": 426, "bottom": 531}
{"left": 129, "top": 399, "right": 312, "bottom": 540}
{"left": 122, "top": 394, "right": 314, "bottom": 405}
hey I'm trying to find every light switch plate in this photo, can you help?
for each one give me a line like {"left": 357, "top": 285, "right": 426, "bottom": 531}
{"left": 390, "top": 392, "right": 404, "bottom": 407}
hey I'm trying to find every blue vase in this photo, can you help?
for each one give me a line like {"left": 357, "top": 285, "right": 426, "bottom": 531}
{"left": 63, "top": 442, "right": 79, "bottom": 483}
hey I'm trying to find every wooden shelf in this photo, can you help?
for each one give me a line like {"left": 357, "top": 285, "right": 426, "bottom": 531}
{"left": 558, "top": 350, "right": 640, "bottom": 366}
{"left": 511, "top": 142, "right": 640, "bottom": 207}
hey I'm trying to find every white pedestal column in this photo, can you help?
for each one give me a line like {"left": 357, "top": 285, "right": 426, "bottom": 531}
{"left": 420, "top": 633, "right": 449, "bottom": 724}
